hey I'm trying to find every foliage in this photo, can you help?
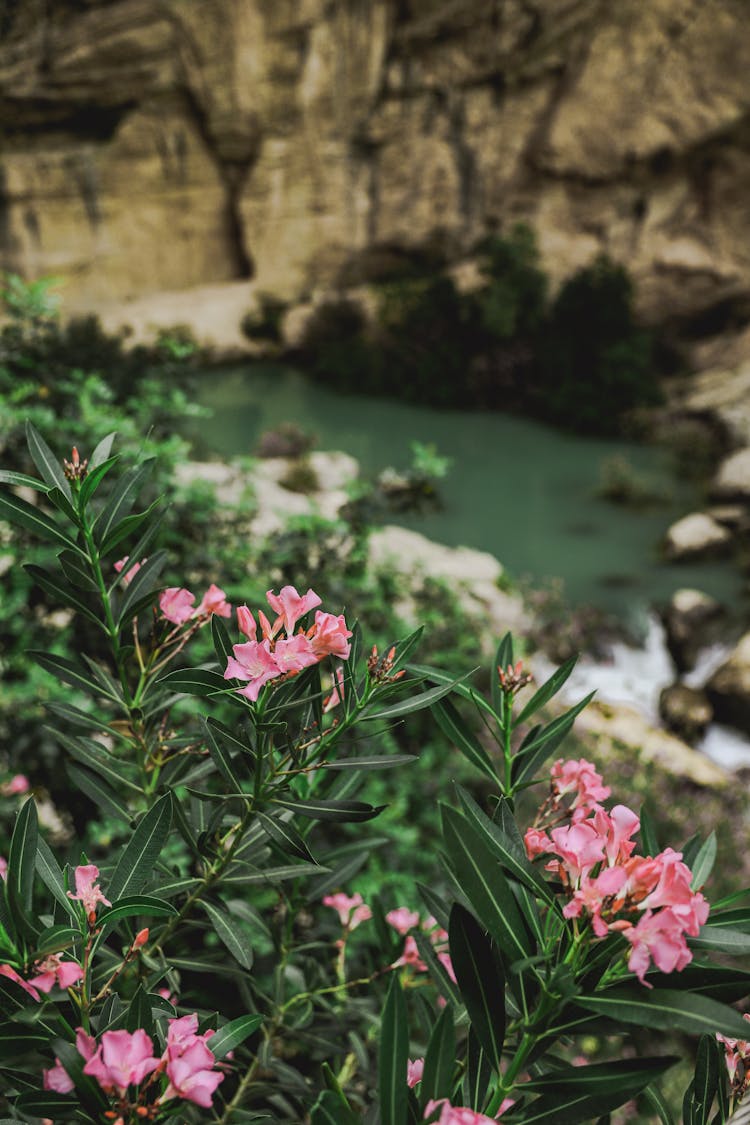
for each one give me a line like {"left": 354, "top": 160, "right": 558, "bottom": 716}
{"left": 241, "top": 293, "right": 289, "bottom": 345}
{"left": 596, "top": 454, "right": 670, "bottom": 507}
{"left": 1, "top": 432, "right": 750, "bottom": 1122}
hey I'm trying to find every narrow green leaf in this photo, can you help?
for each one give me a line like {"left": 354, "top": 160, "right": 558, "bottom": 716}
{"left": 0, "top": 470, "right": 49, "bottom": 491}
{"left": 104, "top": 501, "right": 164, "bottom": 573}
{"left": 0, "top": 1023, "right": 53, "bottom": 1056}
{"left": 57, "top": 549, "right": 97, "bottom": 591}
{"left": 108, "top": 794, "right": 172, "bottom": 900}
{"left": 441, "top": 806, "right": 533, "bottom": 964}
{"left": 379, "top": 973, "right": 409, "bottom": 1125}
{"left": 13, "top": 1092, "right": 77, "bottom": 1118}
{"left": 692, "top": 1034, "right": 720, "bottom": 1125}
{"left": 639, "top": 806, "right": 660, "bottom": 857}
{"left": 201, "top": 900, "right": 254, "bottom": 970}
{"left": 33, "top": 925, "right": 79, "bottom": 958}
{"left": 212, "top": 614, "right": 233, "bottom": 666}
{"left": 420, "top": 1003, "right": 456, "bottom": 1110}
{"left": 578, "top": 987, "right": 750, "bottom": 1039}
{"left": 67, "top": 765, "right": 131, "bottom": 823}
{"left": 272, "top": 797, "right": 383, "bottom": 822}
{"left": 26, "top": 420, "right": 72, "bottom": 500}
{"left": 523, "top": 1056, "right": 678, "bottom": 1094}
{"left": 492, "top": 633, "right": 514, "bottom": 717}
{"left": 432, "top": 698, "right": 497, "bottom": 782}
{"left": 89, "top": 431, "right": 117, "bottom": 470}
{"left": 413, "top": 931, "right": 462, "bottom": 1008}
{"left": 318, "top": 754, "right": 416, "bottom": 771}
{"left": 31, "top": 651, "right": 120, "bottom": 702}
{"left": 256, "top": 812, "right": 316, "bottom": 863}
{"left": 640, "top": 1083, "right": 675, "bottom": 1125}
{"left": 511, "top": 692, "right": 596, "bottom": 784}
{"left": 0, "top": 489, "right": 78, "bottom": 550}
{"left": 116, "top": 550, "right": 168, "bottom": 625}
{"left": 95, "top": 459, "right": 154, "bottom": 546}
{"left": 366, "top": 674, "right": 470, "bottom": 722}
{"left": 690, "top": 925, "right": 750, "bottom": 955}
{"left": 53, "top": 730, "right": 141, "bottom": 795}
{"left": 513, "top": 653, "right": 578, "bottom": 728}
{"left": 203, "top": 717, "right": 245, "bottom": 788}
{"left": 35, "top": 837, "right": 76, "bottom": 919}
{"left": 690, "top": 832, "right": 717, "bottom": 891}
{"left": 7, "top": 798, "right": 37, "bottom": 915}
{"left": 25, "top": 563, "right": 102, "bottom": 626}
{"left": 222, "top": 862, "right": 325, "bottom": 886}
{"left": 98, "top": 896, "right": 177, "bottom": 926}
{"left": 464, "top": 1029, "right": 492, "bottom": 1115}
{"left": 78, "top": 455, "right": 120, "bottom": 509}
{"left": 156, "top": 668, "right": 232, "bottom": 699}
{"left": 449, "top": 904, "right": 505, "bottom": 1069}
{"left": 207, "top": 1013, "right": 263, "bottom": 1060}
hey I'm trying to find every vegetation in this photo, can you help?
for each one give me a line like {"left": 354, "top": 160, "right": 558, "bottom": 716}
{"left": 297, "top": 228, "right": 662, "bottom": 435}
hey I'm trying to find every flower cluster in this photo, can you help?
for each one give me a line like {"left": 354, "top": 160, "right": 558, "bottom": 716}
{"left": 424, "top": 1097, "right": 513, "bottom": 1122}
{"left": 387, "top": 908, "right": 456, "bottom": 987}
{"left": 224, "top": 586, "right": 351, "bottom": 702}
{"left": 44, "top": 1015, "right": 224, "bottom": 1111}
{"left": 525, "top": 759, "right": 709, "bottom": 985}
{"left": 718, "top": 1013, "right": 750, "bottom": 1098}
{"left": 323, "top": 892, "right": 372, "bottom": 930}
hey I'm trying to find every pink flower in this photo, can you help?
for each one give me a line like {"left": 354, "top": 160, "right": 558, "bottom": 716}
{"left": 114, "top": 557, "right": 143, "bottom": 586}
{"left": 76, "top": 1027, "right": 97, "bottom": 1061}
{"left": 592, "top": 805, "right": 640, "bottom": 867}
{"left": 524, "top": 827, "right": 553, "bottom": 862}
{"left": 83, "top": 1029, "right": 161, "bottom": 1094}
{"left": 224, "top": 640, "right": 281, "bottom": 702}
{"left": 43, "top": 1058, "right": 74, "bottom": 1094}
{"left": 323, "top": 892, "right": 372, "bottom": 930}
{"left": 621, "top": 907, "right": 693, "bottom": 985}
{"left": 0, "top": 856, "right": 6, "bottom": 881}
{"left": 639, "top": 848, "right": 705, "bottom": 930}
{"left": 424, "top": 1098, "right": 513, "bottom": 1122}
{"left": 166, "top": 1013, "right": 215, "bottom": 1056}
{"left": 273, "top": 634, "right": 319, "bottom": 675}
{"left": 323, "top": 667, "right": 345, "bottom": 713}
{"left": 266, "top": 586, "right": 322, "bottom": 637}
{"left": 0, "top": 963, "right": 40, "bottom": 1001}
{"left": 392, "top": 935, "right": 427, "bottom": 972}
{"left": 407, "top": 1057, "right": 424, "bottom": 1087}
{"left": 548, "top": 821, "right": 607, "bottom": 886}
{"left": 563, "top": 865, "right": 628, "bottom": 937}
{"left": 437, "top": 950, "right": 457, "bottom": 983}
{"left": 162, "top": 1039, "right": 224, "bottom": 1107}
{"left": 1, "top": 774, "right": 30, "bottom": 796}
{"left": 236, "top": 605, "right": 257, "bottom": 639}
{"left": 159, "top": 587, "right": 196, "bottom": 625}
{"left": 67, "top": 865, "right": 111, "bottom": 917}
{"left": 310, "top": 611, "right": 352, "bottom": 659}
{"left": 29, "top": 954, "right": 84, "bottom": 993}
{"left": 195, "top": 583, "right": 232, "bottom": 619}
{"left": 551, "top": 758, "right": 610, "bottom": 818}
{"left": 386, "top": 907, "right": 421, "bottom": 935}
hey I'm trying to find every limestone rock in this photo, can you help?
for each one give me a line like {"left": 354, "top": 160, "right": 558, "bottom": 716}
{"left": 659, "top": 683, "right": 713, "bottom": 744}
{"left": 662, "top": 512, "right": 732, "bottom": 561}
{"left": 712, "top": 447, "right": 750, "bottom": 501}
{"left": 662, "top": 587, "right": 725, "bottom": 673}
{"left": 707, "top": 632, "right": 750, "bottom": 735}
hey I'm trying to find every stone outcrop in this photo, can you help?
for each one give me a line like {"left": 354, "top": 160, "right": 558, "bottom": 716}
{"left": 2, "top": 0, "right": 750, "bottom": 339}
{"left": 662, "top": 511, "right": 732, "bottom": 560}
{"left": 661, "top": 587, "right": 725, "bottom": 672}
{"left": 707, "top": 631, "right": 750, "bottom": 735}
{"left": 658, "top": 683, "right": 713, "bottom": 744}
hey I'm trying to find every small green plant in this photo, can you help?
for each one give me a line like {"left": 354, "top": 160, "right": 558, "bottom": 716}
{"left": 596, "top": 454, "right": 670, "bottom": 507}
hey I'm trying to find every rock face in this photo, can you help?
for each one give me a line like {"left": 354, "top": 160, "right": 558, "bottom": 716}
{"left": 707, "top": 632, "right": 750, "bottom": 735}
{"left": 662, "top": 587, "right": 725, "bottom": 672}
{"left": 2, "top": 0, "right": 750, "bottom": 333}
{"left": 662, "top": 511, "right": 732, "bottom": 560}
{"left": 659, "top": 683, "right": 713, "bottom": 744}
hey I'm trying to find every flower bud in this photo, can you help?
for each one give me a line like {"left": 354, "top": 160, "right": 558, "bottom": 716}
{"left": 133, "top": 928, "right": 149, "bottom": 949}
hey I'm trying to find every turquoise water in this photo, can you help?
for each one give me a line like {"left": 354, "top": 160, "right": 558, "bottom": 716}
{"left": 189, "top": 365, "right": 744, "bottom": 628}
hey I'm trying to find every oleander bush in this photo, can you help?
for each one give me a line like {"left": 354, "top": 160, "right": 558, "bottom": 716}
{"left": 1, "top": 430, "right": 750, "bottom": 1124}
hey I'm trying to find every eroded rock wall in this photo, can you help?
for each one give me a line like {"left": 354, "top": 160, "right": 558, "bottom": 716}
{"left": 1, "top": 0, "right": 750, "bottom": 329}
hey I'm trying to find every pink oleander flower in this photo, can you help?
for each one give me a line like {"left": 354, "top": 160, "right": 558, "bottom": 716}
{"left": 29, "top": 954, "right": 84, "bottom": 993}
{"left": 437, "top": 950, "right": 457, "bottom": 983}
{"left": 266, "top": 586, "right": 322, "bottom": 637}
{"left": 548, "top": 821, "right": 607, "bottom": 886}
{"left": 159, "top": 586, "right": 196, "bottom": 625}
{"left": 718, "top": 1015, "right": 750, "bottom": 1087}
{"left": 0, "top": 963, "right": 40, "bottom": 1001}
{"left": 67, "top": 864, "right": 111, "bottom": 917}
{"left": 273, "top": 633, "right": 319, "bottom": 675}
{"left": 524, "top": 827, "right": 554, "bottom": 862}
{"left": 323, "top": 892, "right": 372, "bottom": 930}
{"left": 639, "top": 848, "right": 706, "bottom": 930}
{"left": 407, "top": 1057, "right": 424, "bottom": 1088}
{"left": 592, "top": 805, "right": 640, "bottom": 867}
{"left": 563, "top": 865, "right": 628, "bottom": 937}
{"left": 0, "top": 856, "right": 6, "bottom": 881}
{"left": 1, "top": 774, "right": 30, "bottom": 796}
{"left": 620, "top": 907, "right": 693, "bottom": 986}
{"left": 323, "top": 666, "right": 345, "bottom": 713}
{"left": 165, "top": 1012, "right": 215, "bottom": 1057}
{"left": 83, "top": 1028, "right": 161, "bottom": 1095}
{"left": 162, "top": 1038, "right": 224, "bottom": 1108}
{"left": 43, "top": 1058, "right": 74, "bottom": 1094}
{"left": 310, "top": 610, "right": 352, "bottom": 659}
{"left": 195, "top": 583, "right": 232, "bottom": 619}
{"left": 236, "top": 604, "right": 257, "bottom": 639}
{"left": 386, "top": 907, "right": 421, "bottom": 935}
{"left": 551, "top": 757, "right": 610, "bottom": 819}
{"left": 392, "top": 935, "right": 427, "bottom": 972}
{"left": 113, "top": 556, "right": 143, "bottom": 587}
{"left": 424, "top": 1098, "right": 513, "bottom": 1123}
{"left": 224, "top": 639, "right": 281, "bottom": 702}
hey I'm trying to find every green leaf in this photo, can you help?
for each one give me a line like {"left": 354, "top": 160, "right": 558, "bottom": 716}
{"left": 256, "top": 812, "right": 316, "bottom": 863}
{"left": 365, "top": 674, "right": 470, "bottom": 722}
{"left": 223, "top": 861, "right": 327, "bottom": 886}
{"left": 511, "top": 692, "right": 595, "bottom": 784}
{"left": 108, "top": 794, "right": 173, "bottom": 900}
{"left": 0, "top": 489, "right": 79, "bottom": 550}
{"left": 691, "top": 1034, "right": 721, "bottom": 1125}
{"left": 203, "top": 717, "right": 246, "bottom": 789}
{"left": 690, "top": 925, "right": 750, "bottom": 955}
{"left": 578, "top": 987, "right": 750, "bottom": 1039}
{"left": 413, "top": 931, "right": 462, "bottom": 1009}
{"left": 640, "top": 1083, "right": 675, "bottom": 1125}
{"left": 104, "top": 501, "right": 164, "bottom": 572}
{"left": 35, "top": 837, "right": 77, "bottom": 918}
{"left": 513, "top": 654, "right": 577, "bottom": 728}
{"left": 449, "top": 904, "right": 505, "bottom": 1069}
{"left": 89, "top": 431, "right": 117, "bottom": 470}
{"left": 212, "top": 614, "right": 233, "bottom": 666}
{"left": 379, "top": 973, "right": 409, "bottom": 1125}
{"left": 311, "top": 1091, "right": 360, "bottom": 1125}
{"left": 33, "top": 925, "right": 79, "bottom": 958}
{"left": 523, "top": 1056, "right": 678, "bottom": 1094}
{"left": 441, "top": 805, "right": 533, "bottom": 964}
{"left": 156, "top": 668, "right": 232, "bottom": 699}
{"left": 207, "top": 1013, "right": 263, "bottom": 1060}
{"left": 0, "top": 1022, "right": 55, "bottom": 1056}
{"left": 116, "top": 551, "right": 168, "bottom": 625}
{"left": 639, "top": 806, "right": 660, "bottom": 857}
{"left": 52, "top": 730, "right": 142, "bottom": 795}
{"left": 25, "top": 420, "right": 72, "bottom": 500}
{"left": 0, "top": 470, "right": 49, "bottom": 491}
{"left": 690, "top": 832, "right": 717, "bottom": 891}
{"left": 420, "top": 1003, "right": 456, "bottom": 1110}
{"left": 31, "top": 650, "right": 121, "bottom": 702}
{"left": 13, "top": 1092, "right": 77, "bottom": 1119}
{"left": 432, "top": 698, "right": 497, "bottom": 782}
{"left": 318, "top": 753, "right": 417, "bottom": 771}
{"left": 7, "top": 798, "right": 37, "bottom": 916}
{"left": 272, "top": 797, "right": 383, "bottom": 822}
{"left": 201, "top": 900, "right": 254, "bottom": 970}
{"left": 78, "top": 454, "right": 120, "bottom": 509}
{"left": 95, "top": 459, "right": 154, "bottom": 547}
{"left": 464, "top": 1029, "right": 492, "bottom": 1115}
{"left": 57, "top": 549, "right": 98, "bottom": 591}
{"left": 67, "top": 765, "right": 131, "bottom": 823}
{"left": 98, "top": 895, "right": 177, "bottom": 927}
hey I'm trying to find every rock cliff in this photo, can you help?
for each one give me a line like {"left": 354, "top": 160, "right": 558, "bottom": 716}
{"left": 2, "top": 0, "right": 750, "bottom": 335}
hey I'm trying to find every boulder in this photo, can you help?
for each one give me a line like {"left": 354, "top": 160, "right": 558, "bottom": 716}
{"left": 661, "top": 587, "right": 725, "bottom": 673}
{"left": 712, "top": 447, "right": 750, "bottom": 502}
{"left": 707, "top": 632, "right": 750, "bottom": 735}
{"left": 658, "top": 683, "right": 713, "bottom": 745}
{"left": 662, "top": 512, "right": 732, "bottom": 561}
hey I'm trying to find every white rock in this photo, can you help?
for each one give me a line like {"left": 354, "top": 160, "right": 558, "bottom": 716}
{"left": 712, "top": 447, "right": 750, "bottom": 500}
{"left": 663, "top": 511, "right": 732, "bottom": 559}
